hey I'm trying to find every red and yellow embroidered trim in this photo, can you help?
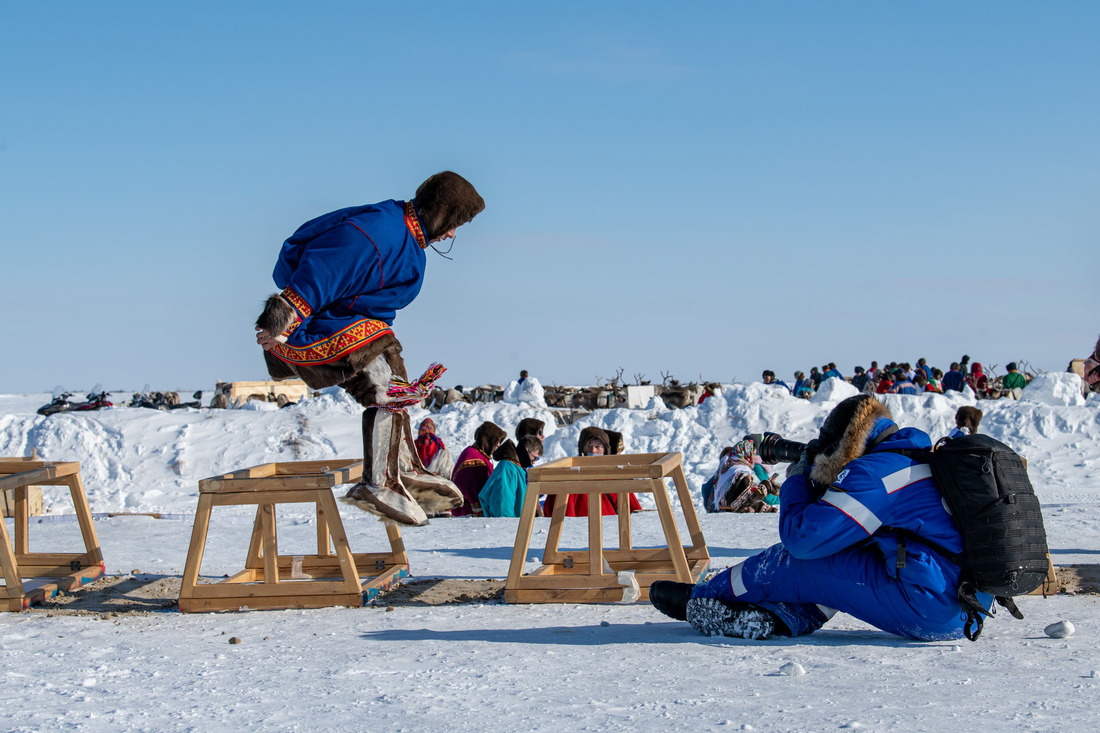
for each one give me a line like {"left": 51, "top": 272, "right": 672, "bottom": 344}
{"left": 404, "top": 201, "right": 427, "bottom": 249}
{"left": 456, "top": 458, "right": 489, "bottom": 472}
{"left": 281, "top": 287, "right": 313, "bottom": 319}
{"left": 269, "top": 318, "right": 392, "bottom": 366}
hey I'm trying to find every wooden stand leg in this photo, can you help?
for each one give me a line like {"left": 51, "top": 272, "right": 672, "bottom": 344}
{"left": 259, "top": 504, "right": 279, "bottom": 583}
{"left": 506, "top": 482, "right": 543, "bottom": 590}
{"left": 180, "top": 494, "right": 214, "bottom": 601}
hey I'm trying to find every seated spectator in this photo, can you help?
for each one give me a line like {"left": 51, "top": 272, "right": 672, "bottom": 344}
{"left": 867, "top": 361, "right": 880, "bottom": 379}
{"left": 850, "top": 366, "right": 871, "bottom": 393}
{"left": 809, "top": 367, "right": 823, "bottom": 390}
{"left": 966, "top": 362, "right": 992, "bottom": 399}
{"left": 792, "top": 371, "right": 815, "bottom": 399}
{"left": 702, "top": 440, "right": 777, "bottom": 513}
{"left": 515, "top": 417, "right": 545, "bottom": 442}
{"left": 762, "top": 370, "right": 791, "bottom": 393}
{"left": 504, "top": 370, "right": 547, "bottom": 408}
{"left": 946, "top": 405, "right": 983, "bottom": 440}
{"left": 450, "top": 422, "right": 507, "bottom": 517}
{"left": 916, "top": 357, "right": 932, "bottom": 381}
{"left": 823, "top": 363, "right": 843, "bottom": 381}
{"left": 415, "top": 417, "right": 455, "bottom": 478}
{"left": 543, "top": 426, "right": 643, "bottom": 516}
{"left": 1086, "top": 335, "right": 1100, "bottom": 394}
{"left": 925, "top": 368, "right": 944, "bottom": 393}
{"left": 892, "top": 370, "right": 919, "bottom": 395}
{"left": 941, "top": 363, "right": 966, "bottom": 392}
{"left": 875, "top": 371, "right": 895, "bottom": 394}
{"left": 478, "top": 437, "right": 544, "bottom": 517}
{"left": 1001, "top": 363, "right": 1027, "bottom": 400}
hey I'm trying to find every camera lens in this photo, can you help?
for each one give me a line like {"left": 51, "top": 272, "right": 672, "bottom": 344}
{"left": 756, "top": 431, "right": 807, "bottom": 464}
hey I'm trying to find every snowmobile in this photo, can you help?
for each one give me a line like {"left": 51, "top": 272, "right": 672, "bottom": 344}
{"left": 37, "top": 385, "right": 114, "bottom": 416}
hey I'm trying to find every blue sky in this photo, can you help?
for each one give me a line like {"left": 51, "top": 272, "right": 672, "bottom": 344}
{"left": 1, "top": 2, "right": 1095, "bottom": 393}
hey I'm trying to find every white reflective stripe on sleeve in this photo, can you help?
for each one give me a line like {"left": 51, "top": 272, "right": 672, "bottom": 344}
{"left": 816, "top": 604, "right": 838, "bottom": 620}
{"left": 881, "top": 463, "right": 933, "bottom": 494}
{"left": 730, "top": 562, "right": 748, "bottom": 598}
{"left": 821, "top": 490, "right": 882, "bottom": 534}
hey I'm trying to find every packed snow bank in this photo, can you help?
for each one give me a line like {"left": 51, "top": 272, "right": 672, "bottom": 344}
{"left": 3, "top": 382, "right": 1100, "bottom": 514}
{"left": 1021, "top": 371, "right": 1087, "bottom": 407}
{"left": 811, "top": 376, "right": 859, "bottom": 403}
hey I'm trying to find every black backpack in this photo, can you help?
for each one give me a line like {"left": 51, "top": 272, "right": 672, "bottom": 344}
{"left": 886, "top": 433, "right": 1050, "bottom": 641}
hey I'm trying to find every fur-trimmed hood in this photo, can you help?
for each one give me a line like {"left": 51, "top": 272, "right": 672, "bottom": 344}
{"left": 473, "top": 421, "right": 507, "bottom": 457}
{"left": 809, "top": 395, "right": 894, "bottom": 485}
{"left": 515, "top": 418, "right": 545, "bottom": 441}
{"left": 492, "top": 439, "right": 521, "bottom": 465}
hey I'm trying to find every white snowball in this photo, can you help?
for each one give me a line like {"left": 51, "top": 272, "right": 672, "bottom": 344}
{"left": 779, "top": 661, "right": 806, "bottom": 676}
{"left": 1044, "top": 620, "right": 1075, "bottom": 638}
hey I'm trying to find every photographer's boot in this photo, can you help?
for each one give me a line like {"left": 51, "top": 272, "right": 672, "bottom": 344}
{"left": 686, "top": 597, "right": 780, "bottom": 640}
{"left": 649, "top": 580, "right": 694, "bottom": 621}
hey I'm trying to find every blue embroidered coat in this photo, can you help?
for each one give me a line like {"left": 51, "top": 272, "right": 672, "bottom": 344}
{"left": 269, "top": 200, "right": 428, "bottom": 366}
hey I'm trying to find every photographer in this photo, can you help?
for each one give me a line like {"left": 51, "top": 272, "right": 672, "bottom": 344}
{"left": 650, "top": 394, "right": 990, "bottom": 641}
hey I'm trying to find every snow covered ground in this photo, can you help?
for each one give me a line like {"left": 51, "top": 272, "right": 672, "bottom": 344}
{"left": 3, "top": 376, "right": 1100, "bottom": 731}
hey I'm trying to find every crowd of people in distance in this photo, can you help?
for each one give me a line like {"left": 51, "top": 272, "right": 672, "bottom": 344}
{"left": 762, "top": 355, "right": 1030, "bottom": 401}
{"left": 415, "top": 417, "right": 642, "bottom": 519}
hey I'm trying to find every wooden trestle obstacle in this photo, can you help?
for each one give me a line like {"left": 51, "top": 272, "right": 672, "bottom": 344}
{"left": 0, "top": 458, "right": 106, "bottom": 611}
{"left": 179, "top": 460, "right": 408, "bottom": 612}
{"left": 505, "top": 452, "right": 710, "bottom": 604}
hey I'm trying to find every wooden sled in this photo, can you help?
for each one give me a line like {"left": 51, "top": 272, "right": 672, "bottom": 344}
{"left": 0, "top": 459, "right": 105, "bottom": 611}
{"left": 505, "top": 452, "right": 709, "bottom": 604}
{"left": 179, "top": 460, "right": 408, "bottom": 612}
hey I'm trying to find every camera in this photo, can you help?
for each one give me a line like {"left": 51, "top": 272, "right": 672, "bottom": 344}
{"left": 750, "top": 431, "right": 807, "bottom": 465}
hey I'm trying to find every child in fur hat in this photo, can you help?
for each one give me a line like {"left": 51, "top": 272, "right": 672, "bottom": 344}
{"left": 255, "top": 172, "right": 484, "bottom": 526}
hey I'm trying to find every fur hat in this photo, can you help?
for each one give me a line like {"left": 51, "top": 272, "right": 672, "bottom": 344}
{"left": 955, "top": 406, "right": 983, "bottom": 433}
{"left": 578, "top": 426, "right": 612, "bottom": 456}
{"left": 515, "top": 418, "right": 545, "bottom": 441}
{"left": 810, "top": 394, "right": 893, "bottom": 486}
{"left": 605, "top": 429, "right": 625, "bottom": 455}
{"left": 414, "top": 171, "right": 485, "bottom": 241}
{"left": 473, "top": 421, "right": 507, "bottom": 456}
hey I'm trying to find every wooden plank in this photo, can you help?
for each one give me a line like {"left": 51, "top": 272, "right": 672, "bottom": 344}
{"left": 650, "top": 475, "right": 692, "bottom": 583}
{"left": 0, "top": 463, "right": 80, "bottom": 493}
{"left": 616, "top": 493, "right": 632, "bottom": 550}
{"left": 188, "top": 580, "right": 356, "bottom": 598}
{"left": 384, "top": 523, "right": 408, "bottom": 566}
{"left": 208, "top": 490, "right": 323, "bottom": 506}
{"left": 672, "top": 464, "right": 708, "bottom": 555}
{"left": 505, "top": 587, "right": 628, "bottom": 604}
{"left": 180, "top": 592, "right": 363, "bottom": 613}
{"left": 505, "top": 478, "right": 544, "bottom": 590}
{"left": 540, "top": 484, "right": 569, "bottom": 565}
{"left": 649, "top": 452, "right": 682, "bottom": 477}
{"left": 260, "top": 503, "right": 279, "bottom": 584}
{"left": 537, "top": 479, "right": 655, "bottom": 495}
{"left": 317, "top": 489, "right": 365, "bottom": 593}
{"left": 511, "top": 575, "right": 634, "bottom": 590}
{"left": 533, "top": 467, "right": 653, "bottom": 482}
{"left": 587, "top": 487, "right": 604, "bottom": 576}
{"left": 179, "top": 493, "right": 214, "bottom": 601}
{"left": 203, "top": 463, "right": 279, "bottom": 483}
{"left": 0, "top": 515, "right": 25, "bottom": 601}
{"left": 66, "top": 472, "right": 104, "bottom": 565}
{"left": 201, "top": 475, "right": 339, "bottom": 493}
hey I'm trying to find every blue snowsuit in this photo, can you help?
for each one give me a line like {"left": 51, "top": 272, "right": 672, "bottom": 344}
{"left": 693, "top": 419, "right": 989, "bottom": 641}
